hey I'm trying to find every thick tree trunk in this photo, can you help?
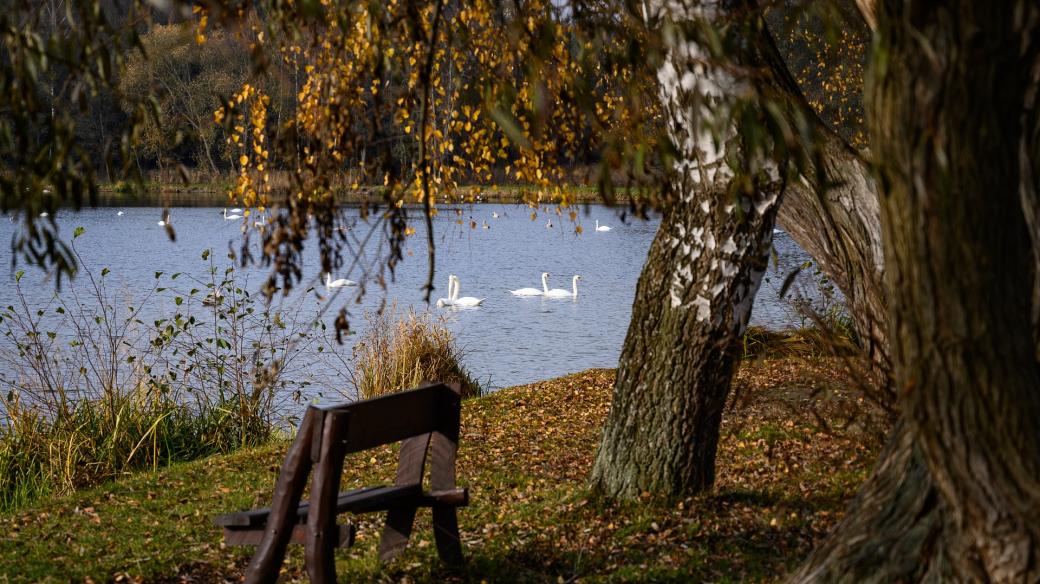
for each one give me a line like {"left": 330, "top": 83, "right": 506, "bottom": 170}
{"left": 870, "top": 1, "right": 1040, "bottom": 578}
{"left": 589, "top": 1, "right": 783, "bottom": 498}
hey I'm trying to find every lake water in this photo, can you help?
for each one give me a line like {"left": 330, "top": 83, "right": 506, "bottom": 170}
{"left": 0, "top": 204, "right": 825, "bottom": 400}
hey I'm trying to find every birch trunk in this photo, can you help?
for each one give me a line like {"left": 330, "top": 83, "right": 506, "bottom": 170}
{"left": 590, "top": 1, "right": 783, "bottom": 498}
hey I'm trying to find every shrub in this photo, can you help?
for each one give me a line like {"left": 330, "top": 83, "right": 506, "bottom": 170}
{"left": 350, "top": 307, "right": 483, "bottom": 400}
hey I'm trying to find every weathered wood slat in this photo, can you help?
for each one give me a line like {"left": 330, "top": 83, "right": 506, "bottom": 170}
{"left": 223, "top": 523, "right": 355, "bottom": 548}
{"left": 216, "top": 484, "right": 433, "bottom": 529}
{"left": 319, "top": 383, "right": 456, "bottom": 453}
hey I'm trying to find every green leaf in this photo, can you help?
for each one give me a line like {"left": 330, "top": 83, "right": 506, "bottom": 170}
{"left": 101, "top": 267, "right": 110, "bottom": 277}
{"left": 15, "top": 271, "right": 23, "bottom": 283}
{"left": 174, "top": 296, "right": 183, "bottom": 306}
{"left": 73, "top": 226, "right": 85, "bottom": 238}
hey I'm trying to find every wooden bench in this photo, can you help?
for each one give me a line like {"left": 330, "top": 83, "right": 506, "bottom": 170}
{"left": 214, "top": 382, "right": 467, "bottom": 583}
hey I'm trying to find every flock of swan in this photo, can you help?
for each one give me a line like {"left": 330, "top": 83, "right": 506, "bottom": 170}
{"left": 435, "top": 271, "right": 581, "bottom": 308}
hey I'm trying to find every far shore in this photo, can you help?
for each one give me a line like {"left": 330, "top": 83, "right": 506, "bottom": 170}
{"left": 94, "top": 182, "right": 627, "bottom": 207}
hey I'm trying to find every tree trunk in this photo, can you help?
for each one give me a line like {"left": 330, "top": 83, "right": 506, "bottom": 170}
{"left": 872, "top": 1, "right": 1040, "bottom": 578}
{"left": 590, "top": 180, "right": 781, "bottom": 497}
{"left": 590, "top": 2, "right": 784, "bottom": 498}
{"left": 776, "top": 135, "right": 888, "bottom": 374}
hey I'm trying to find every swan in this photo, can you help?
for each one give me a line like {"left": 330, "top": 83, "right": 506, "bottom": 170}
{"left": 450, "top": 275, "right": 485, "bottom": 307}
{"left": 39, "top": 212, "right": 48, "bottom": 217}
{"left": 116, "top": 211, "right": 124, "bottom": 216}
{"left": 595, "top": 220, "right": 612, "bottom": 232}
{"left": 546, "top": 219, "right": 553, "bottom": 228}
{"left": 230, "top": 207, "right": 242, "bottom": 213}
{"left": 224, "top": 209, "right": 242, "bottom": 220}
{"left": 492, "top": 211, "right": 499, "bottom": 219}
{"left": 545, "top": 275, "right": 581, "bottom": 298}
{"left": 158, "top": 213, "right": 169, "bottom": 226}
{"left": 324, "top": 273, "right": 357, "bottom": 289}
{"left": 510, "top": 272, "right": 550, "bottom": 296}
{"left": 482, "top": 220, "right": 489, "bottom": 230}
{"left": 436, "top": 274, "right": 456, "bottom": 307}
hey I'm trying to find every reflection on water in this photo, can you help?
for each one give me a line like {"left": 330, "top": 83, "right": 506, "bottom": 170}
{"left": 0, "top": 204, "right": 827, "bottom": 397}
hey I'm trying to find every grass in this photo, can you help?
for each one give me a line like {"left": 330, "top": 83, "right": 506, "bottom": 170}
{"left": 0, "top": 356, "right": 883, "bottom": 582}
{"left": 351, "top": 307, "right": 484, "bottom": 399}
{"left": 0, "top": 388, "right": 272, "bottom": 513}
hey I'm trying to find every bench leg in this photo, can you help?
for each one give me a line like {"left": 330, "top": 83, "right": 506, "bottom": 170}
{"left": 306, "top": 410, "right": 347, "bottom": 584}
{"left": 432, "top": 506, "right": 464, "bottom": 566}
{"left": 379, "top": 505, "right": 418, "bottom": 562}
{"left": 245, "top": 408, "right": 317, "bottom": 584}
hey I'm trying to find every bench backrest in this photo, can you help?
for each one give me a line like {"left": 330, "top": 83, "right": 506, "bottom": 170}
{"left": 311, "top": 382, "right": 461, "bottom": 455}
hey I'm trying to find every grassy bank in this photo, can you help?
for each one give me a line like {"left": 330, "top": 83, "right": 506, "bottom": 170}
{"left": 0, "top": 357, "right": 883, "bottom": 582}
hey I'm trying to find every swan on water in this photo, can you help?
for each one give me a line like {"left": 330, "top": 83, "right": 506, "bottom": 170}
{"left": 510, "top": 272, "right": 549, "bottom": 296}
{"left": 117, "top": 211, "right": 124, "bottom": 216}
{"left": 545, "top": 274, "right": 581, "bottom": 298}
{"left": 230, "top": 208, "right": 242, "bottom": 213}
{"left": 450, "top": 275, "right": 485, "bottom": 307}
{"left": 546, "top": 219, "right": 553, "bottom": 229}
{"left": 224, "top": 209, "right": 242, "bottom": 220}
{"left": 492, "top": 211, "right": 499, "bottom": 219}
{"left": 39, "top": 212, "right": 48, "bottom": 217}
{"left": 436, "top": 274, "right": 457, "bottom": 307}
{"left": 324, "top": 273, "right": 357, "bottom": 289}
{"left": 595, "top": 220, "right": 612, "bottom": 232}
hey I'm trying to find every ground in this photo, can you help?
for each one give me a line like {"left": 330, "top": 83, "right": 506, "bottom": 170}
{"left": 0, "top": 357, "right": 883, "bottom": 583}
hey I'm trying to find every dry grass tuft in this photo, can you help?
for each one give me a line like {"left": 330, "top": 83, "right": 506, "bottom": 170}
{"left": 350, "top": 307, "right": 483, "bottom": 400}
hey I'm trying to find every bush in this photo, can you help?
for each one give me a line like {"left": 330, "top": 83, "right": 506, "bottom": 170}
{"left": 350, "top": 307, "right": 483, "bottom": 400}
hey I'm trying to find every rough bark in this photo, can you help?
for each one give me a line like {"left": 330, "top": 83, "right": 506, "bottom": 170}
{"left": 590, "top": 1, "right": 783, "bottom": 498}
{"left": 590, "top": 181, "right": 781, "bottom": 497}
{"left": 870, "top": 1, "right": 1040, "bottom": 578}
{"left": 777, "top": 136, "right": 887, "bottom": 372}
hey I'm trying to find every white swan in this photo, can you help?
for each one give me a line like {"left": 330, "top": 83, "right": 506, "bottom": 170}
{"left": 224, "top": 209, "right": 242, "bottom": 220}
{"left": 595, "top": 220, "right": 612, "bottom": 232}
{"left": 546, "top": 219, "right": 553, "bottom": 229}
{"left": 436, "top": 274, "right": 456, "bottom": 307}
{"left": 491, "top": 211, "right": 499, "bottom": 219}
{"left": 230, "top": 207, "right": 242, "bottom": 213}
{"left": 324, "top": 273, "right": 357, "bottom": 290}
{"left": 545, "top": 275, "right": 581, "bottom": 298}
{"left": 510, "top": 272, "right": 550, "bottom": 296}
{"left": 116, "top": 211, "right": 124, "bottom": 216}
{"left": 450, "top": 275, "right": 485, "bottom": 307}
{"left": 39, "top": 212, "right": 48, "bottom": 217}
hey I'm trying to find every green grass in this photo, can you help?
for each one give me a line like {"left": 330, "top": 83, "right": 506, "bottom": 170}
{"left": 0, "top": 361, "right": 882, "bottom": 582}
